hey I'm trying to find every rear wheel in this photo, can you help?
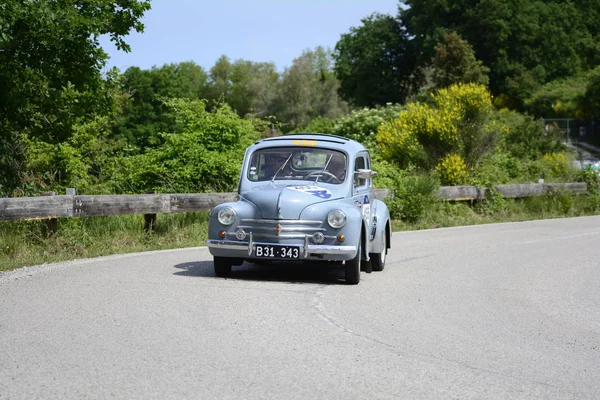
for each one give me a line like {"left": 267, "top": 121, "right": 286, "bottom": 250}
{"left": 370, "top": 229, "right": 387, "bottom": 272}
{"left": 345, "top": 240, "right": 361, "bottom": 285}
{"left": 214, "top": 257, "right": 233, "bottom": 278}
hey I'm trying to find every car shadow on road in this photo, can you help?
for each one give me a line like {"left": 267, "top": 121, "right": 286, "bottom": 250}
{"left": 173, "top": 260, "right": 345, "bottom": 285}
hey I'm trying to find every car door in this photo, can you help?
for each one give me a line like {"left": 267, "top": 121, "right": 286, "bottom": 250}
{"left": 352, "top": 153, "right": 373, "bottom": 254}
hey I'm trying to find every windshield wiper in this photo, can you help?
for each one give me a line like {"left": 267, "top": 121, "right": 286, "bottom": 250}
{"left": 312, "top": 154, "right": 333, "bottom": 183}
{"left": 270, "top": 154, "right": 293, "bottom": 184}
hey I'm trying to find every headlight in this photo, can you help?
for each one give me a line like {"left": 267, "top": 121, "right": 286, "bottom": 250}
{"left": 217, "top": 207, "right": 236, "bottom": 225}
{"left": 327, "top": 210, "right": 346, "bottom": 228}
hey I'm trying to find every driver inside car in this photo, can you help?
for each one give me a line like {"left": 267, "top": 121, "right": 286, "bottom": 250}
{"left": 326, "top": 153, "right": 346, "bottom": 182}
{"left": 261, "top": 152, "right": 291, "bottom": 180}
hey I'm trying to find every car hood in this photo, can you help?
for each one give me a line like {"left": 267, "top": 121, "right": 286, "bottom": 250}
{"left": 241, "top": 184, "right": 342, "bottom": 219}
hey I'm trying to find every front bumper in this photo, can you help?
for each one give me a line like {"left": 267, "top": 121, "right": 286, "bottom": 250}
{"left": 206, "top": 237, "right": 357, "bottom": 259}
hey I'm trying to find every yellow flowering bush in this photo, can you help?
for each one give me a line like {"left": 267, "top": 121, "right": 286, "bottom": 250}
{"left": 377, "top": 83, "right": 497, "bottom": 171}
{"left": 435, "top": 153, "right": 469, "bottom": 186}
{"left": 434, "top": 83, "right": 493, "bottom": 122}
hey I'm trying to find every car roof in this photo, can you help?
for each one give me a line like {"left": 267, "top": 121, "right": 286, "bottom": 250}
{"left": 252, "top": 133, "right": 368, "bottom": 155}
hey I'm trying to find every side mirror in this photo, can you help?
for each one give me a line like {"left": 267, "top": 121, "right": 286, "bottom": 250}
{"left": 354, "top": 169, "right": 378, "bottom": 179}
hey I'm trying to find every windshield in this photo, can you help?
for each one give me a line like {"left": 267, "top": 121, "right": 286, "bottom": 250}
{"left": 247, "top": 147, "right": 347, "bottom": 184}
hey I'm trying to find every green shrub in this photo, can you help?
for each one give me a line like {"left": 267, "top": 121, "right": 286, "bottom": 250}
{"left": 111, "top": 99, "right": 261, "bottom": 193}
{"left": 576, "top": 168, "right": 600, "bottom": 193}
{"left": 386, "top": 170, "right": 439, "bottom": 222}
{"left": 495, "top": 110, "right": 565, "bottom": 160}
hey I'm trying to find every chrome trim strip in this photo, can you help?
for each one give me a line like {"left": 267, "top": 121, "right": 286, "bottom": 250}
{"left": 240, "top": 219, "right": 321, "bottom": 225}
{"left": 207, "top": 240, "right": 248, "bottom": 250}
{"left": 207, "top": 240, "right": 356, "bottom": 256}
{"left": 237, "top": 225, "right": 325, "bottom": 232}
{"left": 227, "top": 232, "right": 336, "bottom": 240}
{"left": 306, "top": 245, "right": 357, "bottom": 255}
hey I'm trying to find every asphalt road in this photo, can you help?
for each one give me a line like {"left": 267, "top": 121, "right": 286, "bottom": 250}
{"left": 1, "top": 216, "right": 600, "bottom": 399}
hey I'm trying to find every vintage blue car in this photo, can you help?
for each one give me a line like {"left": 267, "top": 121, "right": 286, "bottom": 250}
{"left": 206, "top": 133, "right": 391, "bottom": 284}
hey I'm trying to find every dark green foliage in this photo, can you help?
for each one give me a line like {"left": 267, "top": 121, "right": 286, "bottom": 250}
{"left": 115, "top": 62, "right": 209, "bottom": 150}
{"left": 498, "top": 111, "right": 565, "bottom": 160}
{"left": 0, "top": 0, "right": 150, "bottom": 195}
{"left": 581, "top": 67, "right": 600, "bottom": 117}
{"left": 429, "top": 32, "right": 490, "bottom": 91}
{"left": 401, "top": 0, "right": 600, "bottom": 107}
{"left": 523, "top": 74, "right": 588, "bottom": 118}
{"left": 333, "top": 13, "right": 416, "bottom": 107}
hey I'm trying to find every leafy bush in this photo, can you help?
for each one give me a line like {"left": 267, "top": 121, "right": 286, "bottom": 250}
{"left": 23, "top": 115, "right": 124, "bottom": 195}
{"left": 495, "top": 110, "right": 565, "bottom": 160}
{"left": 383, "top": 168, "right": 438, "bottom": 222}
{"left": 576, "top": 168, "right": 600, "bottom": 193}
{"left": 111, "top": 99, "right": 260, "bottom": 193}
{"left": 293, "top": 103, "right": 403, "bottom": 149}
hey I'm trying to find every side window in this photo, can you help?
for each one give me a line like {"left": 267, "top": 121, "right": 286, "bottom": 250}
{"left": 354, "top": 156, "right": 366, "bottom": 188}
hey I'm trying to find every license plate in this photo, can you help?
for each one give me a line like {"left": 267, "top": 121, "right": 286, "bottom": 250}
{"left": 253, "top": 245, "right": 300, "bottom": 259}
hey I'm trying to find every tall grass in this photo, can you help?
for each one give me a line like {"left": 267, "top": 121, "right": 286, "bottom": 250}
{"left": 392, "top": 192, "right": 600, "bottom": 231}
{"left": 0, "top": 212, "right": 209, "bottom": 272}
{"left": 2, "top": 193, "right": 599, "bottom": 272}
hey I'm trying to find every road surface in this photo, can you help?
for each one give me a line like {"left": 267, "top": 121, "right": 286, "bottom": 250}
{"left": 1, "top": 216, "right": 600, "bottom": 399}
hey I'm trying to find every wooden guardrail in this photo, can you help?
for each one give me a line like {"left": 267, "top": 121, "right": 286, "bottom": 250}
{"left": 436, "top": 182, "right": 587, "bottom": 201}
{"left": 0, "top": 183, "right": 587, "bottom": 224}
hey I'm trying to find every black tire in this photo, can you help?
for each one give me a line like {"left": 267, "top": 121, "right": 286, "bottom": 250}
{"left": 345, "top": 240, "right": 361, "bottom": 285}
{"left": 214, "top": 257, "right": 233, "bottom": 278}
{"left": 370, "top": 228, "right": 387, "bottom": 272}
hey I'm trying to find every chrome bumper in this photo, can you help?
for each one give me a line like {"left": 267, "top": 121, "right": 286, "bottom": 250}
{"left": 206, "top": 239, "right": 357, "bottom": 257}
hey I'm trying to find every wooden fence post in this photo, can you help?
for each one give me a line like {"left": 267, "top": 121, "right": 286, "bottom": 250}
{"left": 144, "top": 191, "right": 157, "bottom": 232}
{"left": 42, "top": 191, "right": 58, "bottom": 236}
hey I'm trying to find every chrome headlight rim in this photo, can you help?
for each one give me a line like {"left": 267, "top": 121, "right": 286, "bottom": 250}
{"left": 327, "top": 209, "right": 346, "bottom": 229}
{"left": 217, "top": 207, "right": 236, "bottom": 226}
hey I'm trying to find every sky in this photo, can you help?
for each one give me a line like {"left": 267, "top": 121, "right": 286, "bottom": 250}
{"left": 100, "top": 0, "right": 400, "bottom": 73}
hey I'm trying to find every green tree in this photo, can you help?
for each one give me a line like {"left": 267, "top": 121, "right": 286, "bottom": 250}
{"left": 582, "top": 67, "right": 600, "bottom": 117}
{"left": 429, "top": 32, "right": 490, "bottom": 90}
{"left": 334, "top": 13, "right": 416, "bottom": 107}
{"left": 206, "top": 57, "right": 280, "bottom": 119}
{"left": 523, "top": 75, "right": 588, "bottom": 118}
{"left": 276, "top": 47, "right": 348, "bottom": 130}
{"left": 401, "top": 0, "right": 600, "bottom": 107}
{"left": 116, "top": 62, "right": 209, "bottom": 150}
{"left": 0, "top": 0, "right": 151, "bottom": 195}
{"left": 247, "top": 62, "right": 280, "bottom": 118}
{"left": 208, "top": 55, "right": 233, "bottom": 104}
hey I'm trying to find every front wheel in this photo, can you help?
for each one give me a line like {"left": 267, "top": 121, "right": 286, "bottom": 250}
{"left": 345, "top": 240, "right": 361, "bottom": 285}
{"left": 214, "top": 257, "right": 233, "bottom": 278}
{"left": 370, "top": 229, "right": 387, "bottom": 272}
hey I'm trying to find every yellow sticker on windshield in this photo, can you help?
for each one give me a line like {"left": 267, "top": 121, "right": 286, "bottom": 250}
{"left": 292, "top": 140, "right": 317, "bottom": 147}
